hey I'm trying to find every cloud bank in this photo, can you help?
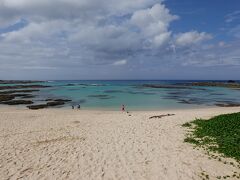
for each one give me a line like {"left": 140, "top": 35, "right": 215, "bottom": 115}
{"left": 0, "top": 0, "right": 239, "bottom": 79}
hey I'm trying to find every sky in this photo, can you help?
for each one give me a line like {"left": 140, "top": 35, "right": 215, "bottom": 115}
{"left": 0, "top": 0, "right": 239, "bottom": 80}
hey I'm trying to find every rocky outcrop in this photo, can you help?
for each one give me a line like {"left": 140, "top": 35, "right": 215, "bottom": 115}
{"left": 215, "top": 103, "right": 240, "bottom": 107}
{"left": 183, "top": 82, "right": 240, "bottom": 88}
{"left": 27, "top": 99, "right": 72, "bottom": 110}
{"left": 0, "top": 95, "right": 15, "bottom": 102}
{"left": 0, "top": 80, "right": 44, "bottom": 84}
{"left": 46, "top": 101, "right": 65, "bottom": 106}
{"left": 27, "top": 104, "right": 48, "bottom": 110}
{"left": 45, "top": 98, "right": 54, "bottom": 101}
{"left": 0, "top": 81, "right": 74, "bottom": 109}
{"left": 88, "top": 95, "right": 109, "bottom": 98}
{"left": 0, "top": 89, "right": 39, "bottom": 94}
{"left": 46, "top": 98, "right": 71, "bottom": 102}
{"left": 54, "top": 99, "right": 72, "bottom": 102}
{"left": 20, "top": 95, "right": 36, "bottom": 98}
{"left": 0, "top": 93, "right": 36, "bottom": 102}
{"left": 66, "top": 84, "right": 76, "bottom": 86}
{"left": 149, "top": 114, "right": 175, "bottom": 119}
{"left": 2, "top": 100, "right": 33, "bottom": 105}
{"left": 141, "top": 84, "right": 194, "bottom": 89}
{"left": 0, "top": 85, "right": 50, "bottom": 90}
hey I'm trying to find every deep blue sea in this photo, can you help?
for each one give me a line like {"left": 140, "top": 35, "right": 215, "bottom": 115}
{"left": 23, "top": 80, "right": 240, "bottom": 110}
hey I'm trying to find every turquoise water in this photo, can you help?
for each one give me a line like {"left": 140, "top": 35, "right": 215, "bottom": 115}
{"left": 24, "top": 80, "right": 240, "bottom": 110}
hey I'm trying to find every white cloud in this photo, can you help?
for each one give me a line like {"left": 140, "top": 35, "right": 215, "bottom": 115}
{"left": 131, "top": 3, "right": 178, "bottom": 47}
{"left": 113, "top": 59, "right": 127, "bottom": 66}
{"left": 153, "top": 32, "right": 171, "bottom": 47}
{"left": 229, "top": 24, "right": 240, "bottom": 38}
{"left": 0, "top": 0, "right": 218, "bottom": 79}
{"left": 0, "top": 0, "right": 160, "bottom": 27}
{"left": 225, "top": 10, "right": 240, "bottom": 23}
{"left": 131, "top": 4, "right": 178, "bottom": 29}
{"left": 2, "top": 20, "right": 66, "bottom": 42}
{"left": 176, "top": 40, "right": 240, "bottom": 67}
{"left": 175, "top": 31, "right": 212, "bottom": 46}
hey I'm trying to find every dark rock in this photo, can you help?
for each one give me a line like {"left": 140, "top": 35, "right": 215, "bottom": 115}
{"left": 27, "top": 100, "right": 68, "bottom": 109}
{"left": 0, "top": 92, "right": 36, "bottom": 100}
{"left": 183, "top": 82, "right": 240, "bottom": 88}
{"left": 215, "top": 103, "right": 240, "bottom": 107}
{"left": 21, "top": 95, "right": 36, "bottom": 98}
{"left": 88, "top": 95, "right": 110, "bottom": 98}
{"left": 227, "top": 80, "right": 236, "bottom": 83}
{"left": 27, "top": 104, "right": 48, "bottom": 110}
{"left": 66, "top": 84, "right": 76, "bottom": 86}
{"left": 0, "top": 85, "right": 51, "bottom": 90}
{"left": 45, "top": 98, "right": 71, "bottom": 102}
{"left": 178, "top": 98, "right": 208, "bottom": 105}
{"left": 0, "top": 80, "right": 44, "bottom": 84}
{"left": 178, "top": 99, "right": 192, "bottom": 104}
{"left": 2, "top": 100, "right": 33, "bottom": 105}
{"left": 141, "top": 84, "right": 193, "bottom": 89}
{"left": 46, "top": 101, "right": 65, "bottom": 106}
{"left": 12, "top": 94, "right": 35, "bottom": 98}
{"left": 149, "top": 114, "right": 175, "bottom": 119}
{"left": 54, "top": 99, "right": 72, "bottom": 102}
{"left": 11, "top": 94, "right": 28, "bottom": 97}
{"left": 0, "top": 95, "right": 15, "bottom": 102}
{"left": 26, "top": 98, "right": 73, "bottom": 110}
{"left": 104, "top": 90, "right": 124, "bottom": 93}
{"left": 0, "top": 89, "right": 39, "bottom": 94}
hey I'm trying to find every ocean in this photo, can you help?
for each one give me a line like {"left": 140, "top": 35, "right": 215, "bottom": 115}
{"left": 21, "top": 80, "right": 240, "bottom": 110}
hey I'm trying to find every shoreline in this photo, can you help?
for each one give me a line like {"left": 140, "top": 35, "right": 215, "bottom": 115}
{"left": 1, "top": 106, "right": 239, "bottom": 179}
{"left": 0, "top": 103, "right": 214, "bottom": 112}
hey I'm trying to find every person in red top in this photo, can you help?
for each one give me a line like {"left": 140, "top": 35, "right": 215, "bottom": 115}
{"left": 121, "top": 104, "right": 125, "bottom": 111}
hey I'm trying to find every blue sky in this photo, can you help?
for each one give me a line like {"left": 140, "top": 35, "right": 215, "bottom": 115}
{"left": 166, "top": 0, "right": 240, "bottom": 41}
{"left": 0, "top": 0, "right": 239, "bottom": 80}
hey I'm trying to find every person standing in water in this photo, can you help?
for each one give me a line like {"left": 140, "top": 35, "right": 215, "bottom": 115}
{"left": 121, "top": 104, "right": 125, "bottom": 111}
{"left": 77, "top": 104, "right": 81, "bottom": 110}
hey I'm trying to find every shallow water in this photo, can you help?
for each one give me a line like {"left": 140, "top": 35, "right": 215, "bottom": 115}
{"left": 14, "top": 80, "right": 238, "bottom": 110}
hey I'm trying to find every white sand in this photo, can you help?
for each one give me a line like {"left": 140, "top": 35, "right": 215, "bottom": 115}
{"left": 0, "top": 107, "right": 239, "bottom": 180}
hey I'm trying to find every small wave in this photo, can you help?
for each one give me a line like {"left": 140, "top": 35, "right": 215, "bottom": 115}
{"left": 91, "top": 84, "right": 104, "bottom": 86}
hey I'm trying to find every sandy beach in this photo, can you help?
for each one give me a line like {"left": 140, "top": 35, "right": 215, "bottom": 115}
{"left": 0, "top": 107, "right": 239, "bottom": 180}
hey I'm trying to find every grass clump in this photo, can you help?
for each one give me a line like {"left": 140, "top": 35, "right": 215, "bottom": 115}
{"left": 183, "top": 112, "right": 240, "bottom": 161}
{"left": 182, "top": 122, "right": 192, "bottom": 127}
{"left": 184, "top": 137, "right": 199, "bottom": 144}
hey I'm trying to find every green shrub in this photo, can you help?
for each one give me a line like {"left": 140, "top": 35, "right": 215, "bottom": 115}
{"left": 183, "top": 112, "right": 240, "bottom": 161}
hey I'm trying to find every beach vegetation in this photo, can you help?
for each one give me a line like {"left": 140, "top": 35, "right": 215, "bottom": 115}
{"left": 183, "top": 112, "right": 240, "bottom": 161}
{"left": 182, "top": 122, "right": 192, "bottom": 127}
